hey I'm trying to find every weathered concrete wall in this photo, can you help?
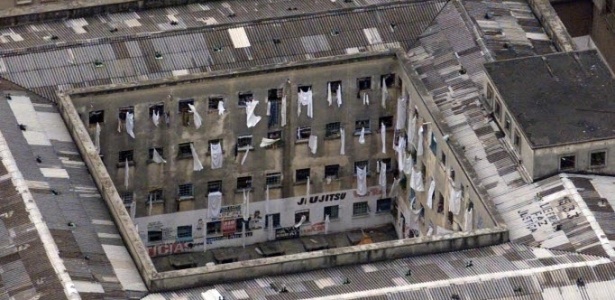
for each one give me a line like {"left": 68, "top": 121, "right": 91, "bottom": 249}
{"left": 533, "top": 139, "right": 615, "bottom": 179}
{"left": 150, "top": 227, "right": 508, "bottom": 291}
{"left": 591, "top": 6, "right": 615, "bottom": 70}
{"left": 527, "top": 0, "right": 577, "bottom": 51}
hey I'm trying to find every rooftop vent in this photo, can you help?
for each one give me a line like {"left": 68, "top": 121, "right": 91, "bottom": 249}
{"left": 343, "top": 278, "right": 351, "bottom": 284}
{"left": 514, "top": 287, "right": 523, "bottom": 293}
{"left": 94, "top": 60, "right": 104, "bottom": 68}
{"left": 228, "top": 12, "right": 236, "bottom": 17}
{"left": 390, "top": 23, "right": 397, "bottom": 31}
{"left": 273, "top": 38, "right": 281, "bottom": 44}
{"left": 405, "top": 269, "right": 412, "bottom": 276}
{"left": 170, "top": 20, "right": 178, "bottom": 26}
{"left": 213, "top": 46, "right": 223, "bottom": 52}
{"left": 459, "top": 67, "right": 467, "bottom": 75}
{"left": 109, "top": 27, "right": 118, "bottom": 33}
{"left": 155, "top": 52, "right": 163, "bottom": 60}
{"left": 50, "top": 35, "right": 59, "bottom": 40}
{"left": 331, "top": 29, "right": 340, "bottom": 36}
{"left": 18, "top": 124, "right": 26, "bottom": 131}
{"left": 67, "top": 222, "right": 76, "bottom": 227}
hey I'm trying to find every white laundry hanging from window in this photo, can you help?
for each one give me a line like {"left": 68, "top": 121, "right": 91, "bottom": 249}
{"left": 297, "top": 89, "right": 313, "bottom": 118}
{"left": 191, "top": 143, "right": 204, "bottom": 171}
{"left": 266, "top": 101, "right": 271, "bottom": 116}
{"left": 241, "top": 147, "right": 249, "bottom": 165}
{"left": 188, "top": 104, "right": 202, "bottom": 129}
{"left": 246, "top": 100, "right": 262, "bottom": 128}
{"left": 152, "top": 110, "right": 160, "bottom": 127}
{"left": 396, "top": 137, "right": 406, "bottom": 172}
{"left": 207, "top": 191, "right": 222, "bottom": 218}
{"left": 449, "top": 184, "right": 462, "bottom": 215}
{"left": 210, "top": 142, "right": 223, "bottom": 169}
{"left": 396, "top": 97, "right": 407, "bottom": 130}
{"left": 464, "top": 207, "right": 473, "bottom": 232}
{"left": 327, "top": 82, "right": 332, "bottom": 106}
{"left": 281, "top": 95, "right": 287, "bottom": 127}
{"left": 389, "top": 177, "right": 401, "bottom": 198}
{"left": 408, "top": 115, "right": 416, "bottom": 148}
{"left": 362, "top": 92, "right": 370, "bottom": 105}
{"left": 218, "top": 100, "right": 226, "bottom": 116}
{"left": 356, "top": 166, "right": 367, "bottom": 196}
{"left": 403, "top": 156, "right": 414, "bottom": 175}
{"left": 340, "top": 128, "right": 346, "bottom": 155}
{"left": 379, "top": 160, "right": 387, "bottom": 194}
{"left": 126, "top": 112, "right": 135, "bottom": 138}
{"left": 426, "top": 226, "right": 433, "bottom": 236}
{"left": 260, "top": 137, "right": 280, "bottom": 148}
{"left": 427, "top": 179, "right": 435, "bottom": 209}
{"left": 148, "top": 194, "right": 153, "bottom": 216}
{"left": 410, "top": 168, "right": 424, "bottom": 191}
{"left": 306, "top": 176, "right": 311, "bottom": 198}
{"left": 381, "top": 77, "right": 388, "bottom": 109}
{"left": 417, "top": 125, "right": 424, "bottom": 156}
{"left": 124, "top": 158, "right": 129, "bottom": 188}
{"left": 308, "top": 135, "right": 318, "bottom": 154}
{"left": 95, "top": 122, "right": 101, "bottom": 154}
{"left": 359, "top": 127, "right": 366, "bottom": 144}
{"left": 336, "top": 85, "right": 342, "bottom": 107}
{"left": 152, "top": 148, "right": 166, "bottom": 164}
{"left": 295, "top": 214, "right": 306, "bottom": 228}
{"left": 380, "top": 122, "right": 386, "bottom": 154}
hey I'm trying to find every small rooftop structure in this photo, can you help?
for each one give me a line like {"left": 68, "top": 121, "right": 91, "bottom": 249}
{"left": 484, "top": 50, "right": 615, "bottom": 148}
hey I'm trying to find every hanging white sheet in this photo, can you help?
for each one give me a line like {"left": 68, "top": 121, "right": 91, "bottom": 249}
{"left": 327, "top": 82, "right": 332, "bottom": 106}
{"left": 306, "top": 176, "right": 311, "bottom": 198}
{"left": 449, "top": 184, "right": 462, "bottom": 215}
{"left": 381, "top": 78, "right": 388, "bottom": 109}
{"left": 359, "top": 127, "right": 366, "bottom": 144}
{"left": 260, "top": 138, "right": 280, "bottom": 148}
{"left": 126, "top": 112, "right": 135, "bottom": 138}
{"left": 362, "top": 92, "right": 370, "bottom": 106}
{"left": 356, "top": 166, "right": 367, "bottom": 196}
{"left": 218, "top": 100, "right": 226, "bottom": 116}
{"left": 308, "top": 135, "right": 318, "bottom": 155}
{"left": 298, "top": 89, "right": 313, "bottom": 118}
{"left": 408, "top": 115, "right": 416, "bottom": 148}
{"left": 379, "top": 161, "right": 387, "bottom": 194}
{"left": 395, "top": 96, "right": 407, "bottom": 130}
{"left": 417, "top": 125, "right": 424, "bottom": 156}
{"left": 148, "top": 194, "right": 153, "bottom": 216}
{"left": 152, "top": 110, "right": 160, "bottom": 127}
{"left": 381, "top": 122, "right": 386, "bottom": 154}
{"left": 124, "top": 158, "right": 129, "bottom": 189}
{"left": 246, "top": 100, "right": 262, "bottom": 128}
{"left": 403, "top": 156, "right": 414, "bottom": 175}
{"left": 188, "top": 104, "right": 202, "bottom": 129}
{"left": 427, "top": 179, "right": 435, "bottom": 209}
{"left": 95, "top": 122, "right": 101, "bottom": 154}
{"left": 389, "top": 178, "right": 401, "bottom": 198}
{"left": 410, "top": 169, "right": 424, "bottom": 191}
{"left": 281, "top": 95, "right": 287, "bottom": 127}
{"left": 336, "top": 85, "right": 342, "bottom": 107}
{"left": 191, "top": 143, "right": 204, "bottom": 171}
{"left": 340, "top": 128, "right": 346, "bottom": 155}
{"left": 117, "top": 116, "right": 122, "bottom": 133}
{"left": 396, "top": 137, "right": 406, "bottom": 172}
{"left": 152, "top": 148, "right": 167, "bottom": 164}
{"left": 207, "top": 192, "right": 222, "bottom": 218}
{"left": 426, "top": 226, "right": 434, "bottom": 236}
{"left": 210, "top": 142, "right": 223, "bottom": 169}
{"left": 266, "top": 101, "right": 271, "bottom": 116}
{"left": 241, "top": 147, "right": 249, "bottom": 165}
{"left": 464, "top": 208, "right": 473, "bottom": 232}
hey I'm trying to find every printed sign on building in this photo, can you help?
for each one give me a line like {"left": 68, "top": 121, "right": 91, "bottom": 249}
{"left": 275, "top": 226, "right": 300, "bottom": 240}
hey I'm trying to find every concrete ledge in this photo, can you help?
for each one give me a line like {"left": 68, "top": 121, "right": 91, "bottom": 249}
{"left": 526, "top": 0, "right": 576, "bottom": 52}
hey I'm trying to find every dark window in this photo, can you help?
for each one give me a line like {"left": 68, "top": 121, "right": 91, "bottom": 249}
{"left": 381, "top": 74, "right": 396, "bottom": 87}
{"left": 441, "top": 152, "right": 447, "bottom": 166}
{"left": 590, "top": 151, "right": 607, "bottom": 167}
{"left": 118, "top": 106, "right": 134, "bottom": 121}
{"left": 380, "top": 158, "right": 392, "bottom": 172}
{"left": 207, "top": 221, "right": 221, "bottom": 235}
{"left": 353, "top": 201, "right": 369, "bottom": 216}
{"left": 266, "top": 172, "right": 282, "bottom": 187}
{"left": 430, "top": 132, "right": 438, "bottom": 154}
{"left": 357, "top": 77, "right": 371, "bottom": 90}
{"left": 268, "top": 131, "right": 282, "bottom": 140}
{"left": 355, "top": 119, "right": 371, "bottom": 133}
{"left": 238, "top": 92, "right": 253, "bottom": 107}
{"left": 379, "top": 116, "right": 393, "bottom": 129}
{"left": 296, "top": 127, "right": 311, "bottom": 140}
{"left": 514, "top": 131, "right": 521, "bottom": 148}
{"left": 148, "top": 148, "right": 164, "bottom": 160}
{"left": 148, "top": 189, "right": 163, "bottom": 203}
{"left": 149, "top": 103, "right": 164, "bottom": 116}
{"left": 265, "top": 213, "right": 281, "bottom": 228}
{"left": 207, "top": 180, "right": 222, "bottom": 193}
{"left": 328, "top": 81, "right": 342, "bottom": 93}
{"left": 450, "top": 169, "right": 456, "bottom": 182}
{"left": 178, "top": 143, "right": 193, "bottom": 158}
{"left": 178, "top": 183, "right": 193, "bottom": 198}
{"left": 325, "top": 164, "right": 340, "bottom": 179}
{"left": 324, "top": 205, "right": 339, "bottom": 219}
{"left": 298, "top": 85, "right": 312, "bottom": 93}
{"left": 237, "top": 176, "right": 252, "bottom": 190}
{"left": 494, "top": 99, "right": 501, "bottom": 119}
{"left": 120, "top": 192, "right": 133, "bottom": 205}
{"left": 177, "top": 225, "right": 193, "bottom": 242}
{"left": 208, "top": 97, "right": 223, "bottom": 111}
{"left": 148, "top": 230, "right": 162, "bottom": 242}
{"left": 560, "top": 155, "right": 576, "bottom": 171}
{"left": 437, "top": 193, "right": 444, "bottom": 213}
{"left": 178, "top": 99, "right": 194, "bottom": 113}
{"left": 236, "top": 218, "right": 249, "bottom": 231}
{"left": 295, "top": 210, "right": 310, "bottom": 223}
{"left": 325, "top": 122, "right": 341, "bottom": 138}
{"left": 376, "top": 198, "right": 392, "bottom": 212}
{"left": 237, "top": 135, "right": 253, "bottom": 150}
{"left": 118, "top": 150, "right": 133, "bottom": 163}
{"left": 268, "top": 88, "right": 283, "bottom": 101}
{"left": 268, "top": 99, "right": 281, "bottom": 128}
{"left": 89, "top": 110, "right": 104, "bottom": 124}
{"left": 354, "top": 160, "right": 369, "bottom": 174}
{"left": 448, "top": 211, "right": 454, "bottom": 225}
{"left": 504, "top": 114, "right": 511, "bottom": 132}
{"left": 295, "top": 168, "right": 310, "bottom": 182}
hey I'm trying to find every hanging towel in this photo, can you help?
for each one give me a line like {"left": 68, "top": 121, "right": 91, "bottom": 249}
{"left": 417, "top": 125, "right": 424, "bottom": 156}
{"left": 308, "top": 135, "right": 318, "bottom": 155}
{"left": 218, "top": 100, "right": 226, "bottom": 116}
{"left": 389, "top": 177, "right": 401, "bottom": 198}
{"left": 266, "top": 101, "right": 271, "bottom": 116}
{"left": 359, "top": 127, "right": 366, "bottom": 144}
{"left": 380, "top": 122, "right": 386, "bottom": 154}
{"left": 449, "top": 184, "right": 462, "bottom": 215}
{"left": 395, "top": 96, "right": 407, "bottom": 130}
{"left": 336, "top": 84, "right": 342, "bottom": 107}
{"left": 281, "top": 95, "right": 287, "bottom": 127}
{"left": 404, "top": 156, "right": 414, "bottom": 175}
{"left": 340, "top": 128, "right": 346, "bottom": 155}
{"left": 207, "top": 191, "right": 222, "bottom": 218}
{"left": 426, "top": 226, "right": 433, "bottom": 236}
{"left": 298, "top": 89, "right": 313, "bottom": 118}
{"left": 126, "top": 112, "right": 135, "bottom": 138}
{"left": 327, "top": 82, "right": 332, "bottom": 106}
{"left": 356, "top": 166, "right": 367, "bottom": 196}
{"left": 379, "top": 161, "right": 387, "bottom": 194}
{"left": 124, "top": 158, "right": 129, "bottom": 189}
{"left": 246, "top": 100, "right": 262, "bottom": 128}
{"left": 187, "top": 104, "right": 202, "bottom": 129}
{"left": 95, "top": 122, "right": 101, "bottom": 154}
{"left": 397, "top": 137, "right": 406, "bottom": 172}
{"left": 381, "top": 77, "right": 388, "bottom": 109}
{"left": 152, "top": 110, "right": 160, "bottom": 127}
{"left": 363, "top": 92, "right": 370, "bottom": 105}
{"left": 464, "top": 208, "right": 473, "bottom": 232}
{"left": 241, "top": 147, "right": 249, "bottom": 165}
{"left": 260, "top": 138, "right": 280, "bottom": 148}
{"left": 408, "top": 115, "right": 416, "bottom": 148}
{"left": 152, "top": 148, "right": 167, "bottom": 164}
{"left": 427, "top": 179, "right": 435, "bottom": 209}
{"left": 191, "top": 143, "right": 204, "bottom": 171}
{"left": 210, "top": 142, "right": 223, "bottom": 169}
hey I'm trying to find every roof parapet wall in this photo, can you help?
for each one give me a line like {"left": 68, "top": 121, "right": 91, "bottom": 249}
{"left": 526, "top": 0, "right": 576, "bottom": 52}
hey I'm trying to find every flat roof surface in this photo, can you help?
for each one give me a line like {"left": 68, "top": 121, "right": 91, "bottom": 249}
{"left": 485, "top": 50, "right": 615, "bottom": 147}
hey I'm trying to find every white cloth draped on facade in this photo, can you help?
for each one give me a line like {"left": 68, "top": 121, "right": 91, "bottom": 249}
{"left": 396, "top": 137, "right": 406, "bottom": 172}
{"left": 449, "top": 184, "right": 462, "bottom": 215}
{"left": 218, "top": 100, "right": 226, "bottom": 115}
{"left": 389, "top": 177, "right": 401, "bottom": 198}
{"left": 381, "top": 78, "right": 388, "bottom": 109}
{"left": 124, "top": 158, "right": 129, "bottom": 188}
{"left": 410, "top": 168, "right": 424, "bottom": 191}
{"left": 306, "top": 176, "right": 311, "bottom": 198}
{"left": 308, "top": 135, "right": 318, "bottom": 154}
{"left": 148, "top": 194, "right": 153, "bottom": 216}
{"left": 437, "top": 226, "right": 453, "bottom": 235}
{"left": 241, "top": 147, "right": 249, "bottom": 165}
{"left": 210, "top": 142, "right": 223, "bottom": 169}
{"left": 427, "top": 179, "right": 435, "bottom": 209}
{"left": 380, "top": 122, "right": 386, "bottom": 154}
{"left": 191, "top": 143, "right": 204, "bottom": 171}
{"left": 356, "top": 166, "right": 367, "bottom": 196}
{"left": 152, "top": 110, "right": 160, "bottom": 127}
{"left": 417, "top": 125, "right": 424, "bottom": 156}
{"left": 117, "top": 117, "right": 122, "bottom": 133}
{"left": 403, "top": 156, "right": 414, "bottom": 175}
{"left": 379, "top": 161, "right": 387, "bottom": 194}
{"left": 95, "top": 122, "right": 101, "bottom": 154}
{"left": 408, "top": 115, "right": 416, "bottom": 148}
{"left": 395, "top": 96, "right": 407, "bottom": 130}
{"left": 281, "top": 95, "right": 287, "bottom": 127}
{"left": 340, "top": 128, "right": 346, "bottom": 155}
{"left": 260, "top": 138, "right": 280, "bottom": 148}
{"left": 362, "top": 92, "right": 370, "bottom": 106}
{"left": 246, "top": 100, "right": 262, "bottom": 128}
{"left": 359, "top": 127, "right": 366, "bottom": 144}
{"left": 464, "top": 207, "right": 473, "bottom": 232}
{"left": 152, "top": 148, "right": 166, "bottom": 164}
{"left": 188, "top": 104, "right": 202, "bottom": 129}
{"left": 426, "top": 226, "right": 434, "bottom": 236}
{"left": 126, "top": 112, "right": 135, "bottom": 138}
{"left": 207, "top": 191, "right": 222, "bottom": 218}
{"left": 336, "top": 85, "right": 342, "bottom": 107}
{"left": 266, "top": 101, "right": 271, "bottom": 116}
{"left": 327, "top": 82, "right": 332, "bottom": 106}
{"left": 298, "top": 89, "right": 313, "bottom": 118}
